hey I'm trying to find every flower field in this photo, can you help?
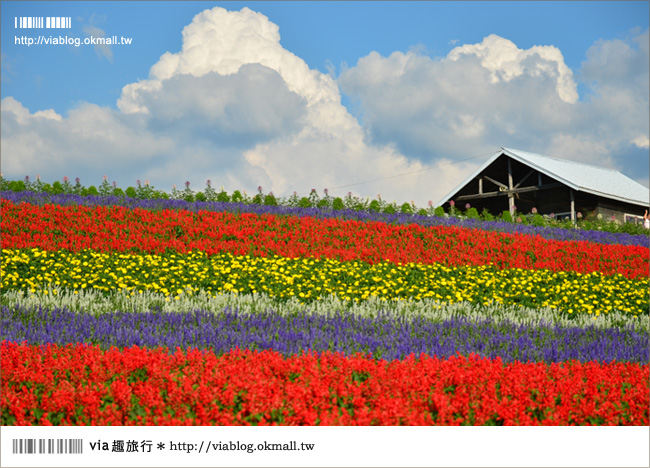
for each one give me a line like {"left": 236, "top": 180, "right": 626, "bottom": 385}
{"left": 1, "top": 189, "right": 649, "bottom": 426}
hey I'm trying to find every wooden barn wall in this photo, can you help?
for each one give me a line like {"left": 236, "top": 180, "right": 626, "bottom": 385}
{"left": 443, "top": 155, "right": 647, "bottom": 220}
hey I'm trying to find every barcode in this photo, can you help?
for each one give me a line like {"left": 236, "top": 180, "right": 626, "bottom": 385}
{"left": 12, "top": 438, "right": 83, "bottom": 454}
{"left": 14, "top": 17, "right": 72, "bottom": 29}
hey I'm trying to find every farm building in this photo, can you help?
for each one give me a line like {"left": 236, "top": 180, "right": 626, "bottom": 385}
{"left": 438, "top": 147, "right": 649, "bottom": 224}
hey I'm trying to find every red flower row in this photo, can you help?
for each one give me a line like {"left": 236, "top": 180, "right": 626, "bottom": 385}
{"left": 2, "top": 200, "right": 648, "bottom": 278}
{"left": 2, "top": 342, "right": 648, "bottom": 426}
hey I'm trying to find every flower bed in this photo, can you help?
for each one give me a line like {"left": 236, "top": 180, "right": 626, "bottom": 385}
{"left": 1, "top": 189, "right": 648, "bottom": 426}
{"left": 2, "top": 342, "right": 648, "bottom": 426}
{"left": 2, "top": 248, "right": 647, "bottom": 316}
{"left": 3, "top": 305, "right": 648, "bottom": 363}
{"left": 3, "top": 191, "right": 648, "bottom": 248}
{"left": 2, "top": 199, "right": 647, "bottom": 278}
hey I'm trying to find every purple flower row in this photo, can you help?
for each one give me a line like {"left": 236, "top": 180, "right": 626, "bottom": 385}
{"left": 2, "top": 305, "right": 647, "bottom": 364}
{"left": 3, "top": 190, "right": 648, "bottom": 248}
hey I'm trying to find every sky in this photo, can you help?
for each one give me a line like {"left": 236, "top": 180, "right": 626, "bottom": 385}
{"left": 1, "top": 1, "right": 648, "bottom": 208}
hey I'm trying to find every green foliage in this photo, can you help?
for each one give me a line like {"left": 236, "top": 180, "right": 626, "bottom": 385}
{"left": 368, "top": 199, "right": 381, "bottom": 212}
{"left": 298, "top": 197, "right": 312, "bottom": 208}
{"left": 98, "top": 178, "right": 113, "bottom": 197}
{"left": 217, "top": 190, "right": 230, "bottom": 203}
{"left": 400, "top": 202, "right": 413, "bottom": 214}
{"left": 263, "top": 193, "right": 278, "bottom": 206}
{"left": 383, "top": 203, "right": 397, "bottom": 214}
{"left": 195, "top": 192, "right": 207, "bottom": 202}
{"left": 9, "top": 180, "right": 26, "bottom": 192}
{"left": 466, "top": 207, "right": 479, "bottom": 219}
{"left": 332, "top": 197, "right": 345, "bottom": 211}
{"left": 531, "top": 214, "right": 545, "bottom": 226}
{"left": 317, "top": 198, "right": 329, "bottom": 209}
{"left": 86, "top": 185, "right": 99, "bottom": 196}
{"left": 231, "top": 190, "right": 244, "bottom": 203}
{"left": 113, "top": 187, "right": 125, "bottom": 198}
{"left": 501, "top": 210, "right": 513, "bottom": 223}
{"left": 480, "top": 208, "right": 494, "bottom": 221}
{"left": 434, "top": 206, "right": 445, "bottom": 217}
{"left": 125, "top": 187, "right": 137, "bottom": 198}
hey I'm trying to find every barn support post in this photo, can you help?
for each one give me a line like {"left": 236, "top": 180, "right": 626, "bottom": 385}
{"left": 507, "top": 158, "right": 515, "bottom": 215}
{"left": 570, "top": 189, "right": 575, "bottom": 223}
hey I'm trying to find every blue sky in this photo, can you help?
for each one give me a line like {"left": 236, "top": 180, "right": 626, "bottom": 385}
{"left": 1, "top": 1, "right": 648, "bottom": 206}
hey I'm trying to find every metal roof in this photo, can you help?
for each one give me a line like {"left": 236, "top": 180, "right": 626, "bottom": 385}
{"left": 437, "top": 147, "right": 650, "bottom": 207}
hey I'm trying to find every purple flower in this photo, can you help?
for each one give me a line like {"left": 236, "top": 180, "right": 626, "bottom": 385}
{"left": 137, "top": 179, "right": 141, "bottom": 188}
{"left": 75, "top": 177, "right": 80, "bottom": 185}
{"left": 258, "top": 185, "right": 263, "bottom": 193}
{"left": 185, "top": 181, "right": 190, "bottom": 189}
{"left": 206, "top": 180, "right": 212, "bottom": 188}
{"left": 465, "top": 203, "right": 471, "bottom": 210}
{"left": 324, "top": 188, "right": 329, "bottom": 196}
{"left": 550, "top": 213, "right": 555, "bottom": 219}
{"left": 24, "top": 175, "right": 30, "bottom": 183}
{"left": 113, "top": 181, "right": 117, "bottom": 188}
{"left": 4, "top": 304, "right": 648, "bottom": 364}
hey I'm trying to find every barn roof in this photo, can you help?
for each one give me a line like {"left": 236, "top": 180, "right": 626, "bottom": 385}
{"left": 438, "top": 147, "right": 649, "bottom": 207}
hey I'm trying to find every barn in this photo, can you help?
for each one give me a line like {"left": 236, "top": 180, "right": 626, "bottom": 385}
{"left": 437, "top": 147, "right": 649, "bottom": 223}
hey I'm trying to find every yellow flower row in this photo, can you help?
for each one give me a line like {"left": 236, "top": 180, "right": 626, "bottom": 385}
{"left": 1, "top": 248, "right": 647, "bottom": 317}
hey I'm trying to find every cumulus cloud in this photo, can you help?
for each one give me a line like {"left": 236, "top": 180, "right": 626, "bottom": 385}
{"left": 2, "top": 6, "right": 435, "bottom": 205}
{"left": 1, "top": 6, "right": 647, "bottom": 208}
{"left": 447, "top": 34, "right": 578, "bottom": 103}
{"left": 141, "top": 64, "right": 308, "bottom": 147}
{"left": 339, "top": 29, "right": 649, "bottom": 196}
{"left": 1, "top": 96, "right": 174, "bottom": 177}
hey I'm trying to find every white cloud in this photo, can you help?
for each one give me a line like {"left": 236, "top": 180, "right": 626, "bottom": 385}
{"left": 339, "top": 29, "right": 649, "bottom": 193}
{"left": 1, "top": 7, "right": 647, "bottom": 210}
{"left": 1, "top": 97, "right": 173, "bottom": 178}
{"left": 82, "top": 25, "right": 113, "bottom": 62}
{"left": 2, "top": 6, "right": 436, "bottom": 206}
{"left": 447, "top": 34, "right": 578, "bottom": 103}
{"left": 632, "top": 136, "right": 650, "bottom": 149}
